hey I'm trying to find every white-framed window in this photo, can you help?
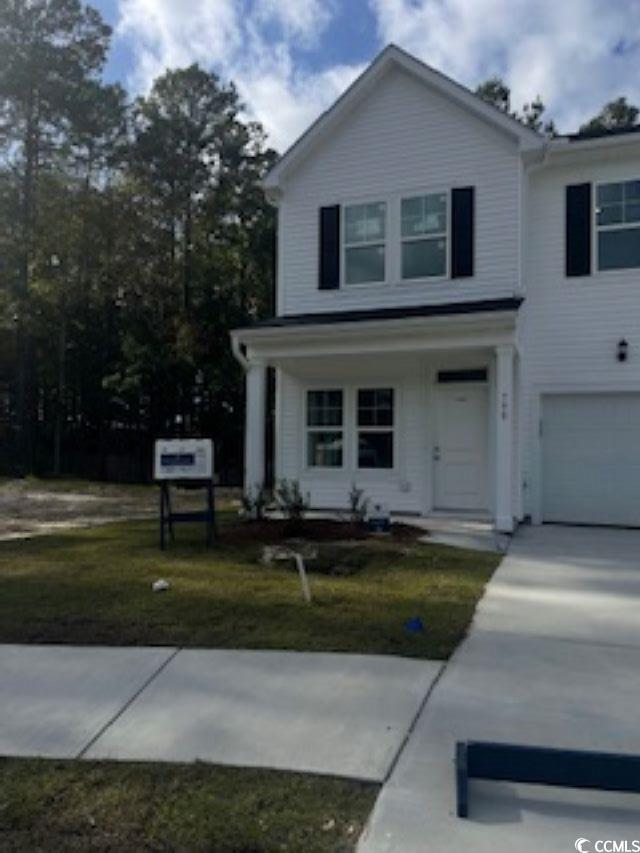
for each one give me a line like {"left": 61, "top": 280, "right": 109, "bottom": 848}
{"left": 306, "top": 390, "right": 344, "bottom": 468}
{"left": 401, "top": 192, "right": 448, "bottom": 279}
{"left": 596, "top": 180, "right": 640, "bottom": 271}
{"left": 357, "top": 388, "right": 394, "bottom": 469}
{"left": 344, "top": 202, "right": 386, "bottom": 285}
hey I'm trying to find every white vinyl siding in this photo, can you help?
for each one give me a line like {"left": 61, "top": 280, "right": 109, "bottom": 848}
{"left": 520, "top": 152, "right": 640, "bottom": 522}
{"left": 278, "top": 66, "right": 520, "bottom": 315}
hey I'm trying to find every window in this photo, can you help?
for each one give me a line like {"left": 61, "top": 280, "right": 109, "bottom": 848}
{"left": 401, "top": 193, "right": 448, "bottom": 279}
{"left": 358, "top": 388, "right": 394, "bottom": 469}
{"left": 344, "top": 202, "right": 386, "bottom": 284}
{"left": 596, "top": 180, "right": 640, "bottom": 271}
{"left": 307, "top": 390, "right": 343, "bottom": 467}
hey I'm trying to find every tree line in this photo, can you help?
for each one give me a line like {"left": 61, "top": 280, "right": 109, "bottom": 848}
{"left": 1, "top": 0, "right": 637, "bottom": 482}
{"left": 0, "top": 0, "right": 276, "bottom": 481}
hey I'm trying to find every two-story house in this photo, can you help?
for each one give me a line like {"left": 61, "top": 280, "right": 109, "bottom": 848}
{"left": 231, "top": 44, "right": 640, "bottom": 533}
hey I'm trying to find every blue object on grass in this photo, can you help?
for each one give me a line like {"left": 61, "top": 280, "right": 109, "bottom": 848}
{"left": 404, "top": 616, "right": 424, "bottom": 633}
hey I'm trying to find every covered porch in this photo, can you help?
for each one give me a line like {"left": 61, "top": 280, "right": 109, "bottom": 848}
{"left": 231, "top": 300, "right": 521, "bottom": 533}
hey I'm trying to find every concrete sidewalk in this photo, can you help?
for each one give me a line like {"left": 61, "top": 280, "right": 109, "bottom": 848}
{"left": 0, "top": 645, "right": 441, "bottom": 782}
{"left": 359, "top": 525, "right": 640, "bottom": 852}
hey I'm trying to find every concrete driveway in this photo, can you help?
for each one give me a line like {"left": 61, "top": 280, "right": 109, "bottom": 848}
{"left": 360, "top": 525, "right": 640, "bottom": 853}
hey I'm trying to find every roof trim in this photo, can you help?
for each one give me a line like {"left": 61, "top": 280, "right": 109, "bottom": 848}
{"left": 264, "top": 45, "right": 543, "bottom": 192}
{"left": 236, "top": 297, "right": 524, "bottom": 333}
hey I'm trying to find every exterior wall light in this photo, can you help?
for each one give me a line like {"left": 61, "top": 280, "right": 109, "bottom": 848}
{"left": 617, "top": 339, "right": 629, "bottom": 363}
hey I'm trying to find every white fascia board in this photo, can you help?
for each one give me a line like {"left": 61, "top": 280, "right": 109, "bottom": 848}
{"left": 232, "top": 310, "right": 519, "bottom": 360}
{"left": 263, "top": 44, "right": 543, "bottom": 192}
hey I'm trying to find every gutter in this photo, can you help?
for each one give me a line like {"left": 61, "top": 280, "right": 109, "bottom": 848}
{"left": 230, "top": 333, "right": 249, "bottom": 370}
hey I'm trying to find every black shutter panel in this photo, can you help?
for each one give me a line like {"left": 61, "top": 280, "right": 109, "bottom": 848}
{"left": 451, "top": 187, "right": 475, "bottom": 278}
{"left": 319, "top": 205, "right": 340, "bottom": 289}
{"left": 566, "top": 183, "right": 592, "bottom": 277}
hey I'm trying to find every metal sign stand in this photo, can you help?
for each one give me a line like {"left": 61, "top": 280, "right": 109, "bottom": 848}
{"left": 159, "top": 479, "right": 215, "bottom": 550}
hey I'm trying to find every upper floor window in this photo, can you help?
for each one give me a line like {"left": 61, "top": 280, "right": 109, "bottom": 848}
{"left": 596, "top": 180, "right": 640, "bottom": 271}
{"left": 307, "top": 390, "right": 343, "bottom": 467}
{"left": 344, "top": 202, "right": 386, "bottom": 285}
{"left": 401, "top": 193, "right": 448, "bottom": 279}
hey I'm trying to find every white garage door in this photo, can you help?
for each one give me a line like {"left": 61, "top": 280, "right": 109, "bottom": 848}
{"left": 542, "top": 393, "right": 640, "bottom": 526}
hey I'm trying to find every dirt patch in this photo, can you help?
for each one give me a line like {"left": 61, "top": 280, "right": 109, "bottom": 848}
{"left": 0, "top": 479, "right": 237, "bottom": 541}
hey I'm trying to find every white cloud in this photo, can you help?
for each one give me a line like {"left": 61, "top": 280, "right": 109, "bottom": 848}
{"left": 369, "top": 0, "right": 640, "bottom": 132}
{"left": 116, "top": 0, "right": 362, "bottom": 151}
{"left": 115, "top": 0, "right": 640, "bottom": 151}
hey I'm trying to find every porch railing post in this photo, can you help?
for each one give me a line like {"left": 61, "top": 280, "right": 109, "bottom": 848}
{"left": 245, "top": 357, "right": 267, "bottom": 496}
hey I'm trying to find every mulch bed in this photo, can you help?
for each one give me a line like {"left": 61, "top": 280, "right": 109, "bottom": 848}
{"left": 220, "top": 518, "right": 422, "bottom": 545}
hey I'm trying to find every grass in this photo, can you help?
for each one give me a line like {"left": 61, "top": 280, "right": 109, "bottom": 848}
{"left": 0, "top": 758, "right": 377, "bottom": 852}
{"left": 0, "top": 514, "right": 499, "bottom": 658}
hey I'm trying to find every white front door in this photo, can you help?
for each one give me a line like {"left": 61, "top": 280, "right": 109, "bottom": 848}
{"left": 434, "top": 384, "right": 488, "bottom": 510}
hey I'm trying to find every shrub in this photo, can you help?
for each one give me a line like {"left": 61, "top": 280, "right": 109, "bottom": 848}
{"left": 348, "top": 482, "right": 369, "bottom": 525}
{"left": 241, "top": 484, "right": 269, "bottom": 521}
{"left": 274, "top": 479, "right": 309, "bottom": 527}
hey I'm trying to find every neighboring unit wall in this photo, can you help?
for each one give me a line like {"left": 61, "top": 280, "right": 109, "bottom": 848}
{"left": 520, "top": 149, "right": 640, "bottom": 520}
{"left": 277, "top": 67, "right": 522, "bottom": 316}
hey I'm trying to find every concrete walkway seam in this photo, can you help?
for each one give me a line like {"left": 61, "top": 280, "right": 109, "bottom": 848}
{"left": 75, "top": 647, "right": 181, "bottom": 759}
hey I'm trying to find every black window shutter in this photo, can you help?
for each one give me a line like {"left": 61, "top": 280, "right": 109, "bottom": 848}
{"left": 451, "top": 187, "right": 475, "bottom": 278}
{"left": 566, "top": 183, "right": 592, "bottom": 277}
{"left": 319, "top": 205, "right": 340, "bottom": 289}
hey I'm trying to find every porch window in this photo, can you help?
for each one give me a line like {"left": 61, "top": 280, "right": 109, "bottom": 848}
{"left": 401, "top": 192, "right": 448, "bottom": 279}
{"left": 306, "top": 390, "right": 343, "bottom": 467}
{"left": 358, "top": 388, "right": 394, "bottom": 469}
{"left": 596, "top": 180, "right": 640, "bottom": 270}
{"left": 344, "top": 202, "right": 386, "bottom": 284}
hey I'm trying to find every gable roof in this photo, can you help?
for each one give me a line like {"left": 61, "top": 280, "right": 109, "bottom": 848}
{"left": 264, "top": 44, "right": 544, "bottom": 193}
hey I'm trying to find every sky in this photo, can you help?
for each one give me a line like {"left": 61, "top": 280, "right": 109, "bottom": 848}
{"left": 93, "top": 0, "right": 640, "bottom": 152}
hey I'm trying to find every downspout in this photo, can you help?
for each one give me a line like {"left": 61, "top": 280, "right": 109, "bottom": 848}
{"left": 231, "top": 334, "right": 250, "bottom": 371}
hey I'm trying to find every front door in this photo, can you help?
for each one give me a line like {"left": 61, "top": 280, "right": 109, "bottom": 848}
{"left": 434, "top": 384, "right": 488, "bottom": 510}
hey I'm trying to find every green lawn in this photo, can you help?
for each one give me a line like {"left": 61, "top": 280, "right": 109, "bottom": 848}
{"left": 0, "top": 758, "right": 377, "bottom": 852}
{"left": 0, "top": 514, "right": 499, "bottom": 658}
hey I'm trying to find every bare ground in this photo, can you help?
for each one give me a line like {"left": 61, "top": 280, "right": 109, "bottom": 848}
{"left": 0, "top": 479, "right": 238, "bottom": 541}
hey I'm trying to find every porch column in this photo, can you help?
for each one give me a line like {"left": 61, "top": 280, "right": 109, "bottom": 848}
{"left": 244, "top": 358, "right": 267, "bottom": 495}
{"left": 495, "top": 344, "right": 515, "bottom": 533}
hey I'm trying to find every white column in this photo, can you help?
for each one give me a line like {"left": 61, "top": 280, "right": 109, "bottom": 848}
{"left": 495, "top": 344, "right": 515, "bottom": 533}
{"left": 244, "top": 358, "right": 267, "bottom": 495}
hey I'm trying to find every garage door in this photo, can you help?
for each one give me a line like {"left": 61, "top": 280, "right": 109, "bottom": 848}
{"left": 542, "top": 393, "right": 640, "bottom": 526}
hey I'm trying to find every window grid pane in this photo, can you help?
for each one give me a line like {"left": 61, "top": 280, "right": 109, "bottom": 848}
{"left": 345, "top": 245, "right": 385, "bottom": 284}
{"left": 597, "top": 180, "right": 640, "bottom": 270}
{"left": 358, "top": 389, "right": 394, "bottom": 427}
{"left": 307, "top": 390, "right": 343, "bottom": 427}
{"left": 307, "top": 431, "right": 343, "bottom": 468}
{"left": 402, "top": 193, "right": 447, "bottom": 238}
{"left": 402, "top": 238, "right": 446, "bottom": 279}
{"left": 358, "top": 432, "right": 393, "bottom": 469}
{"left": 345, "top": 202, "right": 386, "bottom": 245}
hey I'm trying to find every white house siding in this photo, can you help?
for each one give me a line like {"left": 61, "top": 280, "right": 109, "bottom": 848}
{"left": 274, "top": 350, "right": 499, "bottom": 515}
{"left": 277, "top": 66, "right": 522, "bottom": 317}
{"left": 520, "top": 149, "right": 640, "bottom": 521}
